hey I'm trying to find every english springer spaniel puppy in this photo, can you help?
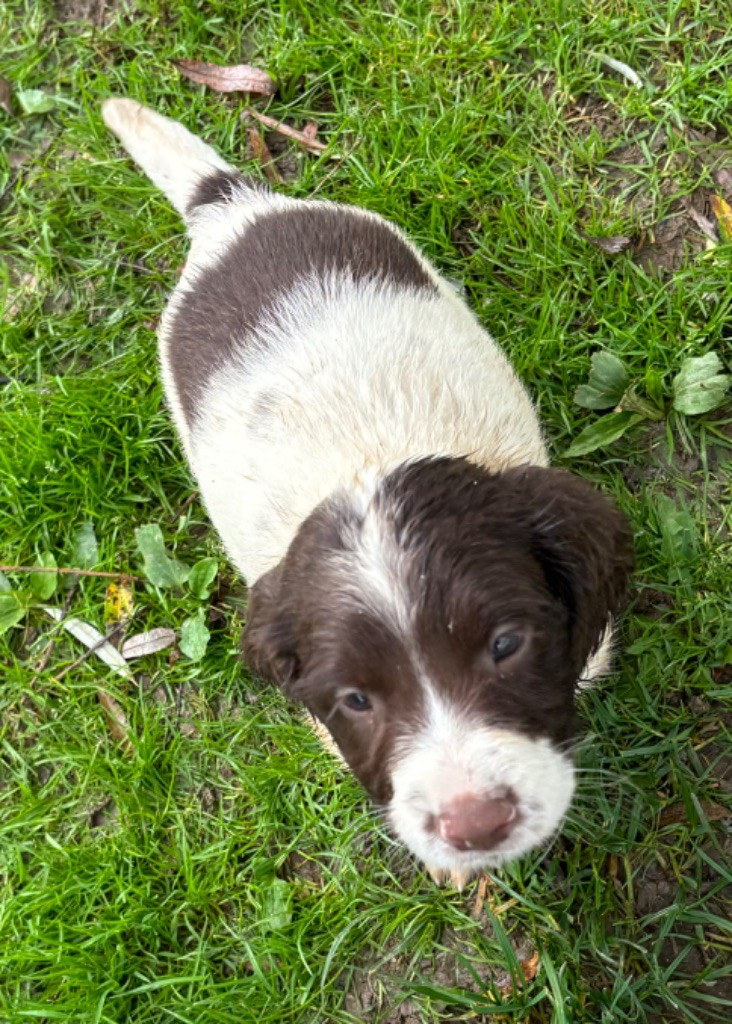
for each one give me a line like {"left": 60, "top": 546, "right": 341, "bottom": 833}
{"left": 103, "top": 98, "right": 633, "bottom": 887}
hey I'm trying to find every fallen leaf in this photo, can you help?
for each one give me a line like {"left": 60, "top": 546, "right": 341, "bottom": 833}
{"left": 179, "top": 611, "right": 210, "bottom": 662}
{"left": 684, "top": 201, "right": 718, "bottom": 244}
{"left": 176, "top": 60, "right": 275, "bottom": 96}
{"left": 72, "top": 522, "right": 99, "bottom": 569}
{"left": 577, "top": 227, "right": 633, "bottom": 254}
{"left": 29, "top": 553, "right": 58, "bottom": 601}
{"left": 472, "top": 872, "right": 490, "bottom": 919}
{"left": 247, "top": 127, "right": 285, "bottom": 184}
{"left": 672, "top": 352, "right": 731, "bottom": 415}
{"left": 589, "top": 51, "right": 645, "bottom": 89}
{"left": 134, "top": 524, "right": 190, "bottom": 589}
{"left": 16, "top": 88, "right": 60, "bottom": 115}
{"left": 301, "top": 121, "right": 319, "bottom": 144}
{"left": 104, "top": 579, "right": 134, "bottom": 626}
{"left": 494, "top": 950, "right": 541, "bottom": 999}
{"left": 0, "top": 75, "right": 13, "bottom": 115}
{"left": 245, "top": 109, "right": 328, "bottom": 154}
{"left": 42, "top": 606, "right": 132, "bottom": 677}
{"left": 711, "top": 194, "right": 732, "bottom": 241}
{"left": 520, "top": 951, "right": 540, "bottom": 984}
{"left": 98, "top": 690, "right": 135, "bottom": 754}
{"left": 121, "top": 627, "right": 176, "bottom": 659}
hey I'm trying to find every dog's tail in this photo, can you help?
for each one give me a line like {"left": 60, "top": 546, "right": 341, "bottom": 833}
{"left": 102, "top": 98, "right": 248, "bottom": 223}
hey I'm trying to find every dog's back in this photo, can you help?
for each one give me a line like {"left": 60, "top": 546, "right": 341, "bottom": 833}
{"left": 103, "top": 99, "right": 546, "bottom": 583}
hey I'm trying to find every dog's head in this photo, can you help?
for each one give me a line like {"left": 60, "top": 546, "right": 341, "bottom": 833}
{"left": 242, "top": 457, "right": 633, "bottom": 874}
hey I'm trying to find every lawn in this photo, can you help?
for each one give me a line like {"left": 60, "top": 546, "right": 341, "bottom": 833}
{"left": 1, "top": 1, "right": 730, "bottom": 1022}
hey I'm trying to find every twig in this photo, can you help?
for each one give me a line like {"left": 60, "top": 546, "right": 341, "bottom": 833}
{"left": 244, "top": 109, "right": 329, "bottom": 154}
{"left": 166, "top": 490, "right": 199, "bottom": 525}
{"left": 0, "top": 565, "right": 144, "bottom": 581}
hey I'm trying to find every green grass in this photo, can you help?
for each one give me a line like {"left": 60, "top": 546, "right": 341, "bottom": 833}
{"left": 1, "top": 1, "right": 731, "bottom": 1021}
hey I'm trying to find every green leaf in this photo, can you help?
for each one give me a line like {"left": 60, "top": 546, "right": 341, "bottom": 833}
{"left": 0, "top": 571, "right": 11, "bottom": 593}
{"left": 564, "top": 411, "right": 639, "bottom": 458}
{"left": 260, "top": 879, "right": 292, "bottom": 933}
{"left": 16, "top": 88, "right": 59, "bottom": 114}
{"left": 179, "top": 611, "right": 210, "bottom": 661}
{"left": 135, "top": 524, "right": 190, "bottom": 589}
{"left": 187, "top": 557, "right": 218, "bottom": 600}
{"left": 574, "top": 351, "right": 630, "bottom": 410}
{"left": 656, "top": 495, "right": 699, "bottom": 566}
{"left": 73, "top": 522, "right": 99, "bottom": 569}
{"left": 616, "top": 386, "right": 664, "bottom": 421}
{"left": 0, "top": 592, "right": 30, "bottom": 634}
{"left": 29, "top": 552, "right": 58, "bottom": 601}
{"left": 672, "top": 353, "right": 731, "bottom": 416}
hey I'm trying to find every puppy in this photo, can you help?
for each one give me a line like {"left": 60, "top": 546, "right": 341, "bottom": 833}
{"left": 102, "top": 99, "right": 633, "bottom": 886}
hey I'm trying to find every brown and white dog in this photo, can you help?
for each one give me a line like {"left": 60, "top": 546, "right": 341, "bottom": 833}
{"left": 103, "top": 99, "right": 633, "bottom": 886}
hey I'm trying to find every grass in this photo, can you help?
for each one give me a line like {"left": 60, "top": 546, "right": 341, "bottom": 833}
{"left": 1, "top": 0, "right": 731, "bottom": 1021}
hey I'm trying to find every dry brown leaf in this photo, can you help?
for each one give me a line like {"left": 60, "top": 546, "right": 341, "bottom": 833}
{"left": 520, "top": 950, "right": 540, "bottom": 984}
{"left": 98, "top": 689, "right": 135, "bottom": 755}
{"left": 578, "top": 227, "right": 633, "bottom": 253}
{"left": 494, "top": 950, "right": 540, "bottom": 1000}
{"left": 120, "top": 627, "right": 176, "bottom": 660}
{"left": 301, "top": 121, "right": 319, "bottom": 143}
{"left": 471, "top": 872, "right": 490, "bottom": 918}
{"left": 684, "top": 202, "right": 718, "bottom": 245}
{"left": 247, "top": 127, "right": 285, "bottom": 184}
{"left": 711, "top": 194, "right": 732, "bottom": 241}
{"left": 0, "top": 75, "right": 13, "bottom": 116}
{"left": 176, "top": 60, "right": 275, "bottom": 96}
{"left": 245, "top": 108, "right": 328, "bottom": 154}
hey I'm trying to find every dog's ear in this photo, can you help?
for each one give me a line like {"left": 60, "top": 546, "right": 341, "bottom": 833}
{"left": 241, "top": 564, "right": 300, "bottom": 688}
{"left": 508, "top": 467, "right": 634, "bottom": 676}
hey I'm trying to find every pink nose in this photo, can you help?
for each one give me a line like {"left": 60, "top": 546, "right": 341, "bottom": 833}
{"left": 435, "top": 792, "right": 518, "bottom": 852}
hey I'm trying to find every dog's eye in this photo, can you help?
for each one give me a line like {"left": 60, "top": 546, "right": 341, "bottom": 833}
{"left": 491, "top": 633, "right": 522, "bottom": 661}
{"left": 343, "top": 691, "right": 372, "bottom": 712}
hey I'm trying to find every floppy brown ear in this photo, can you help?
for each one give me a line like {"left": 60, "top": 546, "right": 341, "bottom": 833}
{"left": 509, "top": 467, "right": 634, "bottom": 676}
{"left": 241, "top": 565, "right": 300, "bottom": 688}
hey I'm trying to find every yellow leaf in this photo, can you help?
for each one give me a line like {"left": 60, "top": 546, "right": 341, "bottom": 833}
{"left": 104, "top": 579, "right": 134, "bottom": 625}
{"left": 711, "top": 195, "right": 732, "bottom": 242}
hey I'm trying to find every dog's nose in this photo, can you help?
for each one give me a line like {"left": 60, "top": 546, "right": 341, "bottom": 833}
{"left": 436, "top": 792, "right": 518, "bottom": 851}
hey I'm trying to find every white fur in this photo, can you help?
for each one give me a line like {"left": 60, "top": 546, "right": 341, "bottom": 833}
{"left": 388, "top": 687, "right": 575, "bottom": 872}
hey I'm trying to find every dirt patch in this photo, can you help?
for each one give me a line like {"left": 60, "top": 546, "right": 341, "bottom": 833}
{"left": 567, "top": 93, "right": 625, "bottom": 143}
{"left": 54, "top": 0, "right": 125, "bottom": 27}
{"left": 564, "top": 95, "right": 732, "bottom": 275}
{"left": 341, "top": 920, "right": 534, "bottom": 1022}
{"left": 634, "top": 839, "right": 732, "bottom": 1023}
